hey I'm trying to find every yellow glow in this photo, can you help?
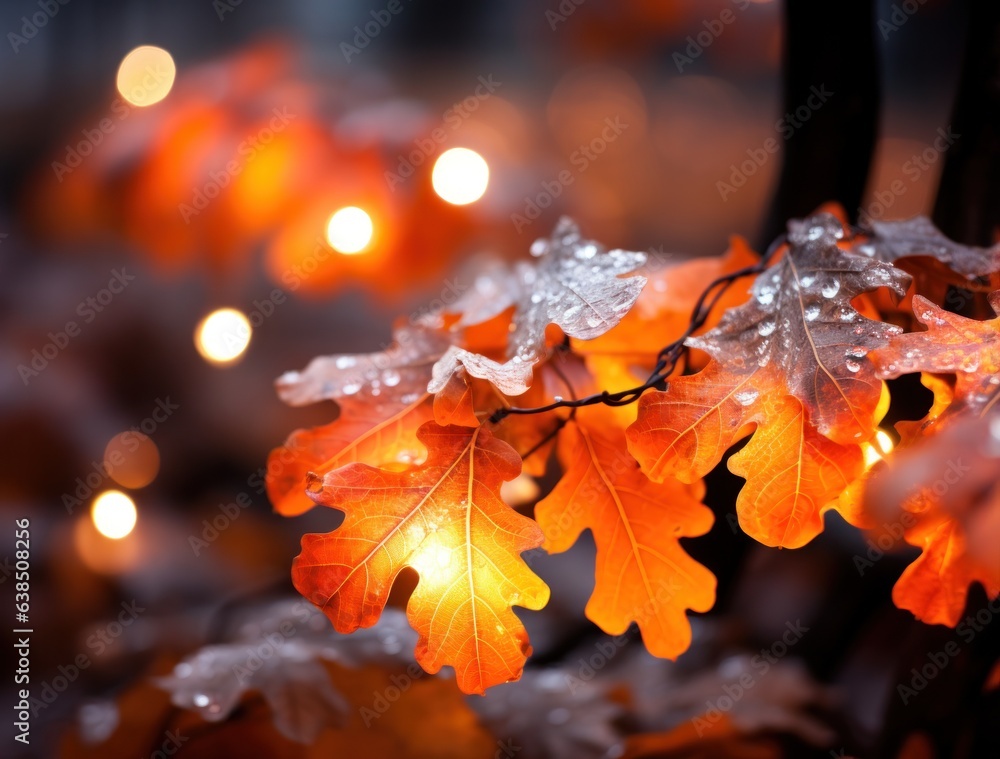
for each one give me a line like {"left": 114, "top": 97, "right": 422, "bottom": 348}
{"left": 432, "top": 148, "right": 489, "bottom": 205}
{"left": 91, "top": 490, "right": 137, "bottom": 540}
{"left": 864, "top": 430, "right": 896, "bottom": 468}
{"left": 409, "top": 534, "right": 459, "bottom": 586}
{"left": 195, "top": 308, "right": 252, "bottom": 364}
{"left": 116, "top": 46, "right": 176, "bottom": 107}
{"left": 326, "top": 206, "right": 373, "bottom": 254}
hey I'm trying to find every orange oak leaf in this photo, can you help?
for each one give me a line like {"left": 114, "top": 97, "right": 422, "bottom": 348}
{"left": 293, "top": 423, "right": 550, "bottom": 694}
{"left": 868, "top": 293, "right": 1000, "bottom": 625}
{"left": 574, "top": 236, "right": 757, "bottom": 392}
{"left": 267, "top": 397, "right": 434, "bottom": 516}
{"left": 267, "top": 325, "right": 446, "bottom": 516}
{"left": 535, "top": 406, "right": 715, "bottom": 658}
{"left": 628, "top": 213, "right": 903, "bottom": 547}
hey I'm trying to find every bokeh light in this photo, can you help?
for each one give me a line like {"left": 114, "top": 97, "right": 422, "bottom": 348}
{"left": 195, "top": 308, "right": 252, "bottom": 364}
{"left": 116, "top": 45, "right": 176, "bottom": 107}
{"left": 432, "top": 148, "right": 489, "bottom": 205}
{"left": 326, "top": 206, "right": 374, "bottom": 254}
{"left": 104, "top": 432, "right": 160, "bottom": 489}
{"left": 91, "top": 490, "right": 138, "bottom": 540}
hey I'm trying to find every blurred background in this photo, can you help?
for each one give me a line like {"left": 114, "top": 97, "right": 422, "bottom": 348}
{"left": 0, "top": 1, "right": 993, "bottom": 757}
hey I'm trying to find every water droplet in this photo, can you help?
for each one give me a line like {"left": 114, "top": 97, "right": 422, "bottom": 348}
{"left": 804, "top": 305, "right": 821, "bottom": 321}
{"left": 800, "top": 275, "right": 816, "bottom": 287}
{"left": 530, "top": 292, "right": 543, "bottom": 304}
{"left": 846, "top": 346, "right": 867, "bottom": 358}
{"left": 845, "top": 359, "right": 861, "bottom": 373}
{"left": 193, "top": 693, "right": 211, "bottom": 708}
{"left": 382, "top": 370, "right": 401, "bottom": 387}
{"left": 342, "top": 381, "right": 362, "bottom": 395}
{"left": 757, "top": 321, "right": 776, "bottom": 337}
{"left": 335, "top": 356, "right": 356, "bottom": 370}
{"left": 734, "top": 388, "right": 759, "bottom": 406}
{"left": 821, "top": 280, "right": 840, "bottom": 298}
{"left": 756, "top": 289, "right": 775, "bottom": 306}
{"left": 530, "top": 239, "right": 547, "bottom": 257}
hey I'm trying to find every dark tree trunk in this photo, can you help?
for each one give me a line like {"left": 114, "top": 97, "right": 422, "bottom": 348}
{"left": 932, "top": 1, "right": 1000, "bottom": 246}
{"left": 759, "top": 0, "right": 880, "bottom": 247}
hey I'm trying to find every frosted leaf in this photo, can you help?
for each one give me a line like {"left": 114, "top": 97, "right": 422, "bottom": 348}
{"left": 155, "top": 604, "right": 415, "bottom": 743}
{"left": 432, "top": 217, "right": 647, "bottom": 395}
{"left": 429, "top": 345, "right": 535, "bottom": 397}
{"left": 861, "top": 216, "right": 1000, "bottom": 280}
{"left": 686, "top": 212, "right": 909, "bottom": 442}
{"left": 470, "top": 668, "right": 624, "bottom": 759}
{"left": 276, "top": 325, "right": 449, "bottom": 407}
{"left": 417, "top": 255, "right": 522, "bottom": 329}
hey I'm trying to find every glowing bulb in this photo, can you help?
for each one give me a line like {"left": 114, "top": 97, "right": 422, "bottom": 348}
{"left": 195, "top": 308, "right": 252, "bottom": 364}
{"left": 432, "top": 148, "right": 489, "bottom": 205}
{"left": 326, "top": 206, "right": 373, "bottom": 254}
{"left": 864, "top": 429, "right": 896, "bottom": 468}
{"left": 91, "top": 491, "right": 137, "bottom": 540}
{"left": 116, "top": 46, "right": 176, "bottom": 107}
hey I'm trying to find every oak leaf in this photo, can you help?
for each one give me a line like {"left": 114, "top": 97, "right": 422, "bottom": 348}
{"left": 628, "top": 213, "right": 905, "bottom": 547}
{"left": 869, "top": 293, "right": 1000, "bottom": 625}
{"left": 430, "top": 218, "right": 647, "bottom": 396}
{"left": 293, "top": 422, "right": 550, "bottom": 694}
{"left": 575, "top": 237, "right": 758, "bottom": 392}
{"left": 535, "top": 407, "right": 715, "bottom": 658}
{"left": 267, "top": 325, "right": 444, "bottom": 516}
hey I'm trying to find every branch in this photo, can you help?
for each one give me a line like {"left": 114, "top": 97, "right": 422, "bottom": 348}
{"left": 489, "top": 235, "right": 786, "bottom": 424}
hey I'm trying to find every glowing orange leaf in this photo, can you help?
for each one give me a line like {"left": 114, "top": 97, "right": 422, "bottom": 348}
{"left": 535, "top": 407, "right": 715, "bottom": 657}
{"left": 294, "top": 423, "right": 550, "bottom": 694}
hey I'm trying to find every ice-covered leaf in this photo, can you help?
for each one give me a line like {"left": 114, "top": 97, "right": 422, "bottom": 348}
{"left": 855, "top": 216, "right": 1000, "bottom": 282}
{"left": 155, "top": 605, "right": 416, "bottom": 743}
{"left": 470, "top": 668, "right": 624, "bottom": 759}
{"left": 628, "top": 213, "right": 903, "bottom": 547}
{"left": 431, "top": 217, "right": 647, "bottom": 395}
{"left": 867, "top": 294, "right": 1000, "bottom": 625}
{"left": 275, "top": 324, "right": 448, "bottom": 407}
